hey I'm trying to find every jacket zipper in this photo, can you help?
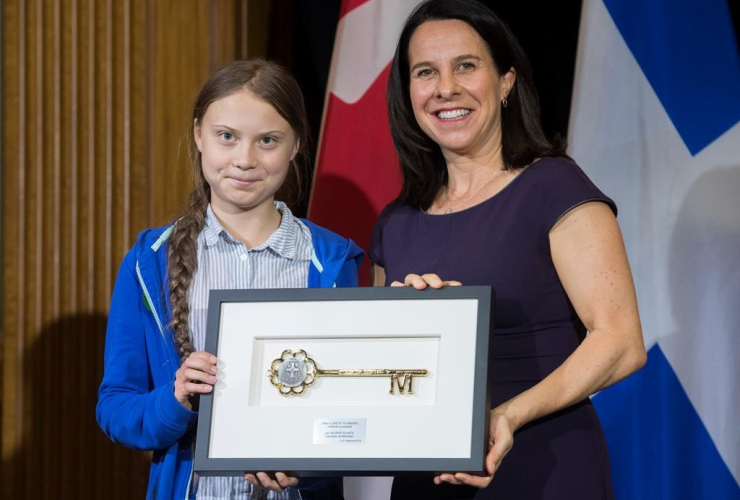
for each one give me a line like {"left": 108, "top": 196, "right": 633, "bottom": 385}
{"left": 135, "top": 261, "right": 166, "bottom": 341}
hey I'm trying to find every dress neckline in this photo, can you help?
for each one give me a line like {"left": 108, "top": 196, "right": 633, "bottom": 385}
{"left": 420, "top": 157, "right": 544, "bottom": 217}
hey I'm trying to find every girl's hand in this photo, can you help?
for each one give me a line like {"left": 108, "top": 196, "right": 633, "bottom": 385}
{"left": 433, "top": 407, "right": 515, "bottom": 489}
{"left": 173, "top": 351, "right": 218, "bottom": 406}
{"left": 244, "top": 472, "right": 298, "bottom": 492}
{"left": 391, "top": 273, "right": 462, "bottom": 289}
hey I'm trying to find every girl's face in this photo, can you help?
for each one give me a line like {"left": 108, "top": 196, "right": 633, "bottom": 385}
{"left": 194, "top": 88, "right": 298, "bottom": 216}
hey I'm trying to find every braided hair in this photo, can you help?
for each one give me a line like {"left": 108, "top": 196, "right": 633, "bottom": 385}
{"left": 168, "top": 59, "right": 310, "bottom": 358}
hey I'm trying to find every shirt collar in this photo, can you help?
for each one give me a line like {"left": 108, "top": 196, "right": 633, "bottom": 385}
{"left": 261, "top": 201, "right": 299, "bottom": 259}
{"left": 202, "top": 202, "right": 304, "bottom": 260}
{"left": 203, "top": 205, "right": 228, "bottom": 248}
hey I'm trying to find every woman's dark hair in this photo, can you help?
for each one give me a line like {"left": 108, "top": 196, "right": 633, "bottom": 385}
{"left": 168, "top": 59, "right": 310, "bottom": 358}
{"left": 387, "top": 0, "right": 566, "bottom": 209}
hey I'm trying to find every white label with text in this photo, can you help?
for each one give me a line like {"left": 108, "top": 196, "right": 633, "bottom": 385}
{"left": 313, "top": 418, "right": 367, "bottom": 445}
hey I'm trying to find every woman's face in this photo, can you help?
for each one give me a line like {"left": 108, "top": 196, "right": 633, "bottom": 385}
{"left": 194, "top": 88, "right": 298, "bottom": 215}
{"left": 407, "top": 19, "right": 514, "bottom": 158}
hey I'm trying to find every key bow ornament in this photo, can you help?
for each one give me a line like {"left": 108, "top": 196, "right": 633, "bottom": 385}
{"left": 267, "top": 349, "right": 428, "bottom": 397}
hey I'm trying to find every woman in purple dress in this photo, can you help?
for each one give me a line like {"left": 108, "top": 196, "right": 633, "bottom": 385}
{"left": 369, "top": 1, "right": 647, "bottom": 498}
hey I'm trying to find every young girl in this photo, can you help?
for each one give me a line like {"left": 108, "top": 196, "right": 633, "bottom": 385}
{"left": 96, "top": 60, "right": 361, "bottom": 500}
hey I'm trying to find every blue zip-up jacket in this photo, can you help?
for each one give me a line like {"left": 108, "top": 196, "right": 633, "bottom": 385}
{"left": 96, "top": 220, "right": 363, "bottom": 499}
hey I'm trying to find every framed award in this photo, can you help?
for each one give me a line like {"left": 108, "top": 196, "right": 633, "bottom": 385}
{"left": 194, "top": 286, "right": 493, "bottom": 476}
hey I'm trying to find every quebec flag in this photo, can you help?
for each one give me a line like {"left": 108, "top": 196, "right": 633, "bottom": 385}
{"left": 569, "top": 0, "right": 740, "bottom": 498}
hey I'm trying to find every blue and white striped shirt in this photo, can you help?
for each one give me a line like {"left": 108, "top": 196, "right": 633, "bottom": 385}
{"left": 191, "top": 202, "right": 311, "bottom": 500}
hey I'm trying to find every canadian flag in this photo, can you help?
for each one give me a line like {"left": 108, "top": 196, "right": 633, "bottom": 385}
{"left": 308, "top": 0, "right": 422, "bottom": 285}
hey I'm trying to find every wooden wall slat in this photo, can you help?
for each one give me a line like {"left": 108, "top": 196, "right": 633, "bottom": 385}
{"left": 2, "top": 0, "right": 23, "bottom": 496}
{"left": 123, "top": 0, "right": 131, "bottom": 253}
{"left": 61, "top": 0, "right": 77, "bottom": 494}
{"left": 85, "top": 0, "right": 95, "bottom": 312}
{"left": 104, "top": 0, "right": 112, "bottom": 305}
{"left": 29, "top": 2, "right": 41, "bottom": 494}
{"left": 68, "top": 0, "right": 78, "bottom": 315}
{"left": 2, "top": 1, "right": 269, "bottom": 497}
{"left": 53, "top": 0, "right": 62, "bottom": 319}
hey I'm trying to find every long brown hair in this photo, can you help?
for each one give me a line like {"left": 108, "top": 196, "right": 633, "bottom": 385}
{"left": 387, "top": 0, "right": 567, "bottom": 210}
{"left": 168, "top": 59, "right": 310, "bottom": 358}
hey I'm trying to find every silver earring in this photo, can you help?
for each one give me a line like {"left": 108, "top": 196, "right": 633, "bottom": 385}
{"left": 502, "top": 97, "right": 508, "bottom": 108}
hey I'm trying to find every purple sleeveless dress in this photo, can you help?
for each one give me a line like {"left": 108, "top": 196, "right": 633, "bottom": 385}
{"left": 370, "top": 157, "right": 616, "bottom": 500}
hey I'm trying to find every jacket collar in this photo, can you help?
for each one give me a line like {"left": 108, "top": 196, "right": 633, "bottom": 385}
{"left": 202, "top": 203, "right": 307, "bottom": 261}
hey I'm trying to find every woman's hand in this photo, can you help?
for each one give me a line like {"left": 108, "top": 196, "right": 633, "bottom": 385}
{"left": 434, "top": 406, "right": 516, "bottom": 489}
{"left": 173, "top": 351, "right": 218, "bottom": 407}
{"left": 244, "top": 472, "right": 298, "bottom": 492}
{"left": 391, "top": 273, "right": 462, "bottom": 289}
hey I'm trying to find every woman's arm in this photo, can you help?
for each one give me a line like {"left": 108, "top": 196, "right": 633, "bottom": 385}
{"left": 371, "top": 264, "right": 386, "bottom": 286}
{"left": 439, "top": 201, "right": 646, "bottom": 488}
{"left": 502, "top": 201, "right": 646, "bottom": 428}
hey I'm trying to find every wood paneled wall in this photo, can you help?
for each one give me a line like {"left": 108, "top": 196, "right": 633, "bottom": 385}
{"left": 1, "top": 1, "right": 269, "bottom": 497}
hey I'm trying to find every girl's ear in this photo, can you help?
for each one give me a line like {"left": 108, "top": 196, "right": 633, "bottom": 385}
{"left": 290, "top": 139, "right": 300, "bottom": 162}
{"left": 194, "top": 118, "right": 203, "bottom": 153}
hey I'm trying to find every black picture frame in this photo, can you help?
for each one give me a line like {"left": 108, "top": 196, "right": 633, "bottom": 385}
{"left": 194, "top": 286, "right": 493, "bottom": 477}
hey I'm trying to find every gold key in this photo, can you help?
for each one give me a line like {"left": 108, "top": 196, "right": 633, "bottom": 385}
{"left": 267, "top": 349, "right": 428, "bottom": 397}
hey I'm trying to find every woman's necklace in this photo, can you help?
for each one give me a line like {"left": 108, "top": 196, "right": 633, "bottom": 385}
{"left": 442, "top": 165, "right": 503, "bottom": 214}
